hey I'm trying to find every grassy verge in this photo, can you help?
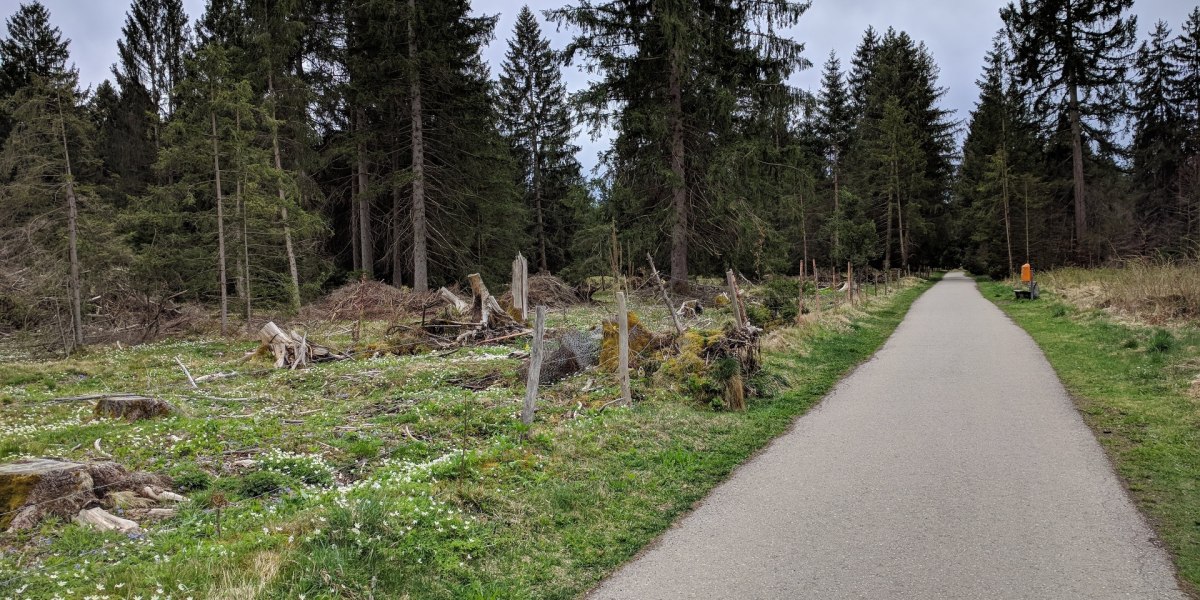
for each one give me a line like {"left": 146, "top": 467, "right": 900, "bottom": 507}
{"left": 0, "top": 279, "right": 932, "bottom": 600}
{"left": 980, "top": 280, "right": 1200, "bottom": 595}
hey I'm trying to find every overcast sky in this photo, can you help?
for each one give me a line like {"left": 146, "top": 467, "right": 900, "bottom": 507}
{"left": 21, "top": 0, "right": 1198, "bottom": 172}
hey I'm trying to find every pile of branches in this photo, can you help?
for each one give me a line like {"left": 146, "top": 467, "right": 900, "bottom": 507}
{"left": 499, "top": 274, "right": 584, "bottom": 308}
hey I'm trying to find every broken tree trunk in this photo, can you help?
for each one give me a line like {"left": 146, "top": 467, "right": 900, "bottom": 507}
{"left": 438, "top": 287, "right": 470, "bottom": 314}
{"left": 467, "top": 273, "right": 516, "bottom": 329}
{"left": 258, "top": 322, "right": 345, "bottom": 368}
{"left": 512, "top": 253, "right": 529, "bottom": 322}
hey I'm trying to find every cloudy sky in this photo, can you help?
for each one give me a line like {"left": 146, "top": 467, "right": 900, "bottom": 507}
{"left": 23, "top": 0, "right": 1198, "bottom": 171}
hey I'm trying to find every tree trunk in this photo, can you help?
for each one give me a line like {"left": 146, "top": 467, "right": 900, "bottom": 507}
{"left": 356, "top": 109, "right": 373, "bottom": 279}
{"left": 211, "top": 109, "right": 228, "bottom": 336}
{"left": 410, "top": 0, "right": 429, "bottom": 293}
{"left": 57, "top": 100, "right": 84, "bottom": 350}
{"left": 832, "top": 151, "right": 840, "bottom": 257}
{"left": 239, "top": 181, "right": 251, "bottom": 332}
{"left": 350, "top": 169, "right": 361, "bottom": 272}
{"left": 898, "top": 197, "right": 908, "bottom": 269}
{"left": 1001, "top": 150, "right": 1014, "bottom": 276}
{"left": 1068, "top": 82, "right": 1088, "bottom": 252}
{"left": 534, "top": 140, "right": 548, "bottom": 274}
{"left": 391, "top": 148, "right": 404, "bottom": 287}
{"left": 668, "top": 53, "right": 688, "bottom": 289}
{"left": 884, "top": 191, "right": 893, "bottom": 272}
{"left": 268, "top": 75, "right": 302, "bottom": 311}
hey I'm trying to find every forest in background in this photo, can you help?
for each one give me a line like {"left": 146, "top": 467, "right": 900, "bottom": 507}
{"left": 1, "top": 0, "right": 1198, "bottom": 351}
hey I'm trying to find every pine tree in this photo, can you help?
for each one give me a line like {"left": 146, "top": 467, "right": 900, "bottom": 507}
{"left": 1002, "top": 0, "right": 1137, "bottom": 252}
{"left": 499, "top": 6, "right": 582, "bottom": 275}
{"left": 848, "top": 26, "right": 880, "bottom": 110}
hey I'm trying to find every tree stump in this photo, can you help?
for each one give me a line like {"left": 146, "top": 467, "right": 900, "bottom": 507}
{"left": 94, "top": 395, "right": 173, "bottom": 421}
{"left": 1, "top": 459, "right": 95, "bottom": 531}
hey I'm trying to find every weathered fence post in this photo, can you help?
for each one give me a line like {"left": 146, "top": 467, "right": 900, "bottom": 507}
{"left": 812, "top": 259, "right": 821, "bottom": 315}
{"left": 846, "top": 262, "right": 853, "bottom": 305}
{"left": 512, "top": 253, "right": 529, "bottom": 321}
{"left": 726, "top": 270, "right": 746, "bottom": 327}
{"left": 797, "top": 260, "right": 806, "bottom": 319}
{"left": 522, "top": 305, "right": 546, "bottom": 425}
{"left": 616, "top": 292, "right": 632, "bottom": 406}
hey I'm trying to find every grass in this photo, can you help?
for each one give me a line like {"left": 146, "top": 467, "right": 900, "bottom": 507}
{"left": 1038, "top": 259, "right": 1200, "bottom": 326}
{"left": 0, "top": 277, "right": 934, "bottom": 599}
{"left": 980, "top": 278, "right": 1200, "bottom": 595}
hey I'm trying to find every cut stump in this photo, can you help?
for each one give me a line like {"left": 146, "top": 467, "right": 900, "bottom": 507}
{"left": 1, "top": 459, "right": 95, "bottom": 531}
{"left": 94, "top": 395, "right": 173, "bottom": 421}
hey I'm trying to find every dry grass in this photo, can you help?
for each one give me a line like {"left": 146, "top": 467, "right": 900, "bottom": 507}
{"left": 1041, "top": 260, "right": 1200, "bottom": 326}
{"left": 207, "top": 551, "right": 283, "bottom": 600}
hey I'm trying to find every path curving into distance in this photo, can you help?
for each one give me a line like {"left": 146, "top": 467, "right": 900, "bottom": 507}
{"left": 590, "top": 271, "right": 1184, "bottom": 599}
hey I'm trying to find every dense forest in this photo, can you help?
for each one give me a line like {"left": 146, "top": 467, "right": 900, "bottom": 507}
{"left": 0, "top": 0, "right": 1197, "bottom": 349}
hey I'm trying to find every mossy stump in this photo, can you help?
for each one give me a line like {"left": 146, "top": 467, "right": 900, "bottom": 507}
{"left": 94, "top": 395, "right": 173, "bottom": 421}
{"left": 0, "top": 459, "right": 95, "bottom": 531}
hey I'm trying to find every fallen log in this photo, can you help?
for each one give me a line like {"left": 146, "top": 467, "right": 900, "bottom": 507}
{"left": 467, "top": 273, "right": 518, "bottom": 329}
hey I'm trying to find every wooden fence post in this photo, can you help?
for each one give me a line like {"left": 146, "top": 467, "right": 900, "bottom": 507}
{"left": 512, "top": 253, "right": 529, "bottom": 321}
{"left": 616, "top": 292, "right": 632, "bottom": 406}
{"left": 725, "top": 270, "right": 746, "bottom": 327}
{"left": 522, "top": 305, "right": 546, "bottom": 425}
{"left": 797, "top": 260, "right": 806, "bottom": 319}
{"left": 846, "top": 262, "right": 853, "bottom": 305}
{"left": 812, "top": 259, "right": 821, "bottom": 315}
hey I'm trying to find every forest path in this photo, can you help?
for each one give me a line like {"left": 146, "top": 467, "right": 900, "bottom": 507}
{"left": 589, "top": 271, "right": 1183, "bottom": 599}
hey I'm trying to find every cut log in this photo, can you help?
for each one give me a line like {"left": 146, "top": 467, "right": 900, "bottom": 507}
{"left": 1, "top": 459, "right": 95, "bottom": 531}
{"left": 438, "top": 287, "right": 470, "bottom": 313}
{"left": 94, "top": 395, "right": 173, "bottom": 422}
{"left": 74, "top": 507, "right": 140, "bottom": 533}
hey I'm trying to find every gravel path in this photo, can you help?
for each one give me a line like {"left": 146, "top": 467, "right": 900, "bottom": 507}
{"left": 590, "top": 272, "right": 1184, "bottom": 599}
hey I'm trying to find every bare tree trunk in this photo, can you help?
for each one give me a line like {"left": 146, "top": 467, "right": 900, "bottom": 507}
{"left": 832, "top": 151, "right": 840, "bottom": 257}
{"left": 268, "top": 75, "right": 302, "bottom": 311}
{"left": 410, "top": 0, "right": 429, "bottom": 293}
{"left": 239, "top": 181, "right": 251, "bottom": 333}
{"left": 898, "top": 196, "right": 908, "bottom": 269}
{"left": 391, "top": 149, "right": 404, "bottom": 287}
{"left": 356, "top": 109, "right": 373, "bottom": 279}
{"left": 534, "top": 139, "right": 548, "bottom": 274}
{"left": 350, "top": 170, "right": 361, "bottom": 272}
{"left": 58, "top": 102, "right": 83, "bottom": 349}
{"left": 884, "top": 191, "right": 894, "bottom": 272}
{"left": 668, "top": 54, "right": 688, "bottom": 289}
{"left": 1068, "top": 82, "right": 1088, "bottom": 254}
{"left": 211, "top": 109, "right": 228, "bottom": 335}
{"left": 1001, "top": 150, "right": 1014, "bottom": 276}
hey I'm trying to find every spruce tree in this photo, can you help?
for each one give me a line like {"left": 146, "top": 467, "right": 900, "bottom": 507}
{"left": 816, "top": 51, "right": 854, "bottom": 223}
{"left": 1002, "top": 0, "right": 1137, "bottom": 252}
{"left": 499, "top": 6, "right": 582, "bottom": 275}
{"left": 0, "top": 1, "right": 70, "bottom": 145}
{"left": 1132, "top": 20, "right": 1187, "bottom": 250}
{"left": 550, "top": 0, "right": 809, "bottom": 287}
{"left": 0, "top": 3, "right": 92, "bottom": 349}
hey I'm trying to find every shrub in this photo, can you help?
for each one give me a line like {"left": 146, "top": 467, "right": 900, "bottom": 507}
{"left": 1148, "top": 329, "right": 1175, "bottom": 354}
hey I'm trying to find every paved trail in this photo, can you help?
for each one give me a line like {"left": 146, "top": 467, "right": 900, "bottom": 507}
{"left": 591, "top": 272, "right": 1184, "bottom": 599}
